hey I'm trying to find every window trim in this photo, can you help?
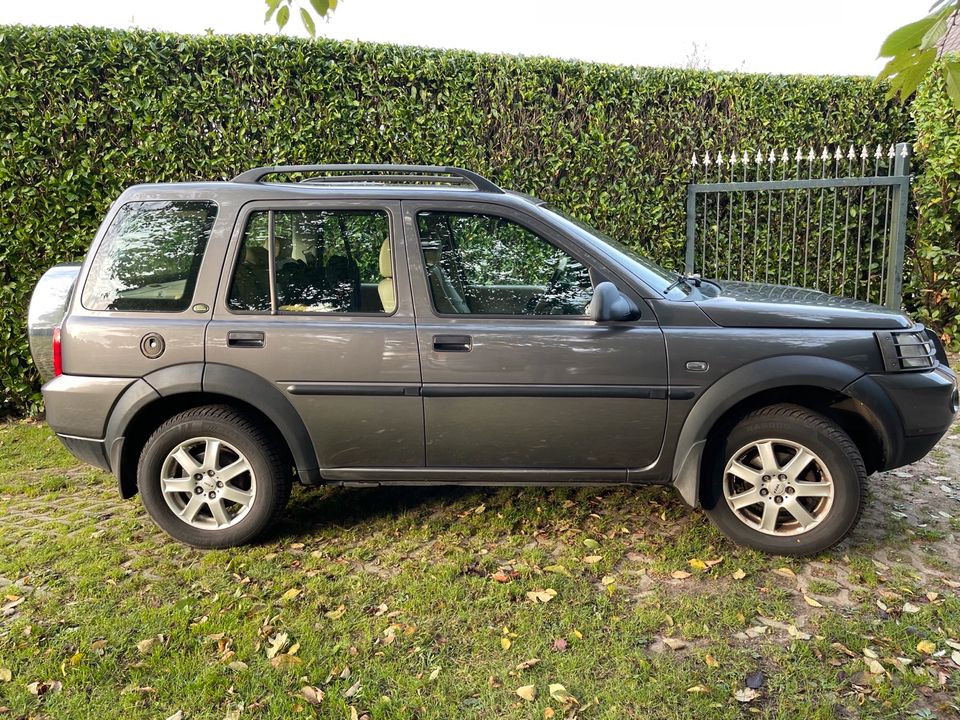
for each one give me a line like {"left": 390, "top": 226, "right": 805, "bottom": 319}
{"left": 223, "top": 203, "right": 399, "bottom": 318}
{"left": 413, "top": 207, "right": 596, "bottom": 320}
{"left": 79, "top": 199, "right": 219, "bottom": 314}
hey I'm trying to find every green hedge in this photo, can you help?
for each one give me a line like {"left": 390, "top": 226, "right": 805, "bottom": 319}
{"left": 907, "top": 55, "right": 960, "bottom": 346}
{"left": 0, "top": 24, "right": 912, "bottom": 414}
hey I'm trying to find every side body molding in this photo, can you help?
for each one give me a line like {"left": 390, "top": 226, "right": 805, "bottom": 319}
{"left": 202, "top": 363, "right": 321, "bottom": 484}
{"left": 671, "top": 355, "right": 866, "bottom": 507}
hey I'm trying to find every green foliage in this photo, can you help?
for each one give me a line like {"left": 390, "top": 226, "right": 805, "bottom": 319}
{"left": 906, "top": 55, "right": 960, "bottom": 346}
{"left": 0, "top": 25, "right": 911, "bottom": 415}
{"left": 878, "top": 2, "right": 960, "bottom": 105}
{"left": 266, "top": 0, "right": 338, "bottom": 36}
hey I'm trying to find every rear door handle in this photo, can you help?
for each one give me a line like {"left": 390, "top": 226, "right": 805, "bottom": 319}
{"left": 227, "top": 331, "right": 265, "bottom": 348}
{"left": 432, "top": 334, "right": 472, "bottom": 352}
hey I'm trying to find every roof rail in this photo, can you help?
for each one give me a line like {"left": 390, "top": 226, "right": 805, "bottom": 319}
{"left": 230, "top": 164, "right": 504, "bottom": 194}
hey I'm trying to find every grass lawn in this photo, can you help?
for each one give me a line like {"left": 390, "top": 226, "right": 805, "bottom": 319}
{"left": 1, "top": 420, "right": 959, "bottom": 719}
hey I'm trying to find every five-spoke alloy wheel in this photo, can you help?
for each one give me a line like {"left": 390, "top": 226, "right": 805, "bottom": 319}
{"left": 138, "top": 406, "right": 291, "bottom": 548}
{"left": 703, "top": 404, "right": 866, "bottom": 556}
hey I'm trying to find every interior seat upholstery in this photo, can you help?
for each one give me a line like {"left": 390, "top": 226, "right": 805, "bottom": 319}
{"left": 378, "top": 239, "right": 396, "bottom": 312}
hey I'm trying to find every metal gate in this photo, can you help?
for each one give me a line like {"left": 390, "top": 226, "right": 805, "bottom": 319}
{"left": 684, "top": 142, "right": 911, "bottom": 309}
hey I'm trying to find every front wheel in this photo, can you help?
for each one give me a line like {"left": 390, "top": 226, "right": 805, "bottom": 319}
{"left": 701, "top": 404, "right": 866, "bottom": 556}
{"left": 137, "top": 405, "right": 291, "bottom": 548}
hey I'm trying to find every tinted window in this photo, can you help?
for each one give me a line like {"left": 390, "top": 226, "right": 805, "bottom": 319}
{"left": 417, "top": 211, "right": 593, "bottom": 316}
{"left": 82, "top": 201, "right": 217, "bottom": 312}
{"left": 228, "top": 209, "right": 392, "bottom": 314}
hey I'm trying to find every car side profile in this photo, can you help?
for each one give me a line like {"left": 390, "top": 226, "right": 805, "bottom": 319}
{"left": 28, "top": 165, "right": 958, "bottom": 556}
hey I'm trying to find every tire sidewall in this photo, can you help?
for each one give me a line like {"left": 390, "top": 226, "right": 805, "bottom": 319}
{"left": 702, "top": 411, "right": 864, "bottom": 556}
{"left": 138, "top": 415, "right": 280, "bottom": 548}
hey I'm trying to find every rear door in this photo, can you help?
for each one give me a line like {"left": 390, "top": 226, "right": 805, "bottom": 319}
{"left": 206, "top": 199, "right": 424, "bottom": 469}
{"left": 402, "top": 199, "right": 668, "bottom": 472}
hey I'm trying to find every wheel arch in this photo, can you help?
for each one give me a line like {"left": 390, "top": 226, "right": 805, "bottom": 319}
{"left": 671, "top": 356, "right": 897, "bottom": 507}
{"left": 106, "top": 363, "right": 320, "bottom": 499}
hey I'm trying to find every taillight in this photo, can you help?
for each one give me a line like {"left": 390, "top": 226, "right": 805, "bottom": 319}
{"left": 52, "top": 326, "right": 62, "bottom": 377}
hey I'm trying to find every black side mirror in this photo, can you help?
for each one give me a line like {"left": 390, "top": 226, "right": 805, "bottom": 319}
{"left": 589, "top": 281, "right": 639, "bottom": 322}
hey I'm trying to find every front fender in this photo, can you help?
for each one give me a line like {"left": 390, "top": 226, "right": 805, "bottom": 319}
{"left": 671, "top": 355, "right": 865, "bottom": 507}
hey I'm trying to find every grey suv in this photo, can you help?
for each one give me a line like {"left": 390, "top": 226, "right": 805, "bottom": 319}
{"left": 28, "top": 165, "right": 958, "bottom": 555}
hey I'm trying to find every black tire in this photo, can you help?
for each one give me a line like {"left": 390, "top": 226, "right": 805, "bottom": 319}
{"left": 701, "top": 403, "right": 866, "bottom": 556}
{"left": 137, "top": 405, "right": 291, "bottom": 548}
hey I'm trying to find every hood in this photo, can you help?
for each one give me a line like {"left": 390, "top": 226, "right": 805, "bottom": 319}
{"left": 695, "top": 281, "right": 911, "bottom": 330}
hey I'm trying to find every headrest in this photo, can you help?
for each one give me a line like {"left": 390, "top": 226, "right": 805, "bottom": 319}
{"left": 245, "top": 245, "right": 269, "bottom": 264}
{"left": 379, "top": 239, "right": 392, "bottom": 277}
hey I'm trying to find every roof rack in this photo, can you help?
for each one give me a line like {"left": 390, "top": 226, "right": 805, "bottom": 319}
{"left": 230, "top": 164, "right": 503, "bottom": 194}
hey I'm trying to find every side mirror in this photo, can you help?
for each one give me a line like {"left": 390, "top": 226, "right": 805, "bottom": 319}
{"left": 589, "top": 281, "right": 639, "bottom": 322}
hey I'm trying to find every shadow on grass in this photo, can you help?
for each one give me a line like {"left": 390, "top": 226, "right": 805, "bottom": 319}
{"left": 264, "top": 483, "right": 483, "bottom": 542}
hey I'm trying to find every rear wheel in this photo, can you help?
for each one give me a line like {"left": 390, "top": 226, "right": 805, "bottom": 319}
{"left": 137, "top": 406, "right": 291, "bottom": 548}
{"left": 702, "top": 404, "right": 866, "bottom": 556}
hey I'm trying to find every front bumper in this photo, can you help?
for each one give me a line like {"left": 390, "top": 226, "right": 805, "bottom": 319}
{"left": 857, "top": 364, "right": 958, "bottom": 469}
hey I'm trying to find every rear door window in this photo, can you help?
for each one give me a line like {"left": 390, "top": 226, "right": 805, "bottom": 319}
{"left": 81, "top": 200, "right": 217, "bottom": 312}
{"left": 227, "top": 209, "right": 393, "bottom": 314}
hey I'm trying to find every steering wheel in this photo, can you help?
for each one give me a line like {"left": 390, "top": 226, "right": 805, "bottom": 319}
{"left": 523, "top": 256, "right": 569, "bottom": 315}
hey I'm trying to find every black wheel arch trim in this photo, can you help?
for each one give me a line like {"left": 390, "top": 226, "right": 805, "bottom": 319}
{"left": 202, "top": 363, "right": 321, "bottom": 481}
{"left": 670, "top": 355, "right": 897, "bottom": 507}
{"left": 105, "top": 362, "right": 321, "bottom": 498}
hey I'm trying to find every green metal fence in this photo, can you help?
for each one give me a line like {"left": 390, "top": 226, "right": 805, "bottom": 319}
{"left": 684, "top": 143, "right": 911, "bottom": 309}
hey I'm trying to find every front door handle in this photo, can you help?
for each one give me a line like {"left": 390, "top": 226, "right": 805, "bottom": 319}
{"left": 432, "top": 334, "right": 472, "bottom": 352}
{"left": 227, "top": 331, "right": 265, "bottom": 348}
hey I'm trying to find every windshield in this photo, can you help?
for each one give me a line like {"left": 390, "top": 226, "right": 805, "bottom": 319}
{"left": 539, "top": 204, "right": 688, "bottom": 296}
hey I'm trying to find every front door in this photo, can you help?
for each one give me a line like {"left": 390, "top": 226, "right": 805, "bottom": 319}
{"left": 207, "top": 200, "right": 423, "bottom": 469}
{"left": 402, "top": 200, "right": 668, "bottom": 472}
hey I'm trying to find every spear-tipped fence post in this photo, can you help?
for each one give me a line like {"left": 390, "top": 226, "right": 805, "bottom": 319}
{"left": 884, "top": 142, "right": 911, "bottom": 310}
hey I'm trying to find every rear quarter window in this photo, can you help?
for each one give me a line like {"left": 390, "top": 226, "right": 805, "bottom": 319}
{"left": 81, "top": 200, "right": 217, "bottom": 312}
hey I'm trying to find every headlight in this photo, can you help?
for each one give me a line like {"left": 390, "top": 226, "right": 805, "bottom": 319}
{"left": 876, "top": 326, "right": 938, "bottom": 372}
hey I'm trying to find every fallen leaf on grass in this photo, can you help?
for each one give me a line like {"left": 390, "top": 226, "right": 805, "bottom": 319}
{"left": 429, "top": 667, "right": 440, "bottom": 681}
{"left": 136, "top": 638, "right": 155, "bottom": 654}
{"left": 165, "top": 712, "right": 183, "bottom": 720}
{"left": 526, "top": 589, "right": 557, "bottom": 604}
{"left": 281, "top": 587, "right": 301, "bottom": 602}
{"left": 270, "top": 654, "right": 302, "bottom": 669}
{"left": 325, "top": 604, "right": 346, "bottom": 620}
{"left": 803, "top": 595, "right": 824, "bottom": 608}
{"left": 516, "top": 658, "right": 541, "bottom": 671}
{"left": 266, "top": 632, "right": 288, "bottom": 659}
{"left": 227, "top": 661, "right": 248, "bottom": 671}
{"left": 662, "top": 638, "right": 687, "bottom": 651}
{"left": 492, "top": 571, "right": 518, "bottom": 583}
{"left": 732, "top": 568, "right": 746, "bottom": 580}
{"left": 543, "top": 709, "right": 555, "bottom": 719}
{"left": 686, "top": 684, "right": 710, "bottom": 693}
{"left": 583, "top": 538, "right": 600, "bottom": 549}
{"left": 902, "top": 602, "right": 920, "bottom": 614}
{"left": 951, "top": 650, "right": 960, "bottom": 667}
{"left": 0, "top": 669, "right": 10, "bottom": 682}
{"left": 27, "top": 680, "right": 62, "bottom": 696}
{"left": 734, "top": 687, "right": 759, "bottom": 702}
{"left": 343, "top": 680, "right": 361, "bottom": 698}
{"left": 670, "top": 570, "right": 691, "bottom": 580}
{"left": 544, "top": 564, "right": 572, "bottom": 578}
{"left": 704, "top": 654, "right": 719, "bottom": 668}
{"left": 515, "top": 685, "right": 537, "bottom": 701}
{"left": 548, "top": 683, "right": 578, "bottom": 705}
{"left": 866, "top": 659, "right": 886, "bottom": 676}
{"left": 301, "top": 686, "right": 324, "bottom": 705}
{"left": 774, "top": 567, "right": 796, "bottom": 579}
{"left": 917, "top": 640, "right": 936, "bottom": 654}
{"left": 688, "top": 559, "right": 707, "bottom": 571}
{"left": 552, "top": 638, "right": 568, "bottom": 652}
{"left": 582, "top": 555, "right": 603, "bottom": 565}
{"left": 501, "top": 637, "right": 511, "bottom": 651}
